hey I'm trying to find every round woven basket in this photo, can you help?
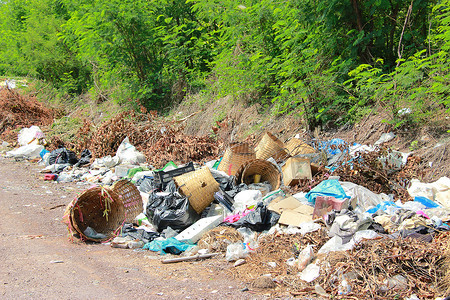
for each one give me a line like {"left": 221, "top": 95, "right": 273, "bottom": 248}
{"left": 235, "top": 159, "right": 281, "bottom": 191}
{"left": 285, "top": 138, "right": 317, "bottom": 156}
{"left": 112, "top": 179, "right": 143, "bottom": 222}
{"left": 174, "top": 166, "right": 220, "bottom": 214}
{"left": 217, "top": 143, "right": 256, "bottom": 176}
{"left": 255, "top": 132, "right": 288, "bottom": 161}
{"left": 70, "top": 186, "right": 125, "bottom": 242}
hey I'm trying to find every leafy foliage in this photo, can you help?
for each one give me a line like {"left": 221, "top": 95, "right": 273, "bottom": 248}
{"left": 0, "top": 0, "right": 448, "bottom": 129}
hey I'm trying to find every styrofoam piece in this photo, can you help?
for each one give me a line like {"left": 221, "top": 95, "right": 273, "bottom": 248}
{"left": 175, "top": 215, "right": 223, "bottom": 244}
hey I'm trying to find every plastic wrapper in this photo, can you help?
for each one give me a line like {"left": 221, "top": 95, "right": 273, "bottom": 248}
{"left": 297, "top": 244, "right": 314, "bottom": 271}
{"left": 146, "top": 192, "right": 200, "bottom": 232}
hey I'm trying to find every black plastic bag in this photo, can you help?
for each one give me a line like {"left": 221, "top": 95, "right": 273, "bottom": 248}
{"left": 48, "top": 147, "right": 79, "bottom": 165}
{"left": 146, "top": 192, "right": 200, "bottom": 232}
{"left": 121, "top": 223, "right": 160, "bottom": 244}
{"left": 138, "top": 176, "right": 156, "bottom": 193}
{"left": 228, "top": 202, "right": 280, "bottom": 232}
{"left": 74, "top": 149, "right": 91, "bottom": 167}
{"left": 212, "top": 172, "right": 235, "bottom": 191}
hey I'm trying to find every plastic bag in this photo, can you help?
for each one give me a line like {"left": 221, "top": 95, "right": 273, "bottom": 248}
{"left": 18, "top": 126, "right": 44, "bottom": 146}
{"left": 143, "top": 237, "right": 195, "bottom": 255}
{"left": 48, "top": 148, "right": 79, "bottom": 165}
{"left": 146, "top": 192, "right": 200, "bottom": 232}
{"left": 6, "top": 144, "right": 44, "bottom": 159}
{"left": 340, "top": 181, "right": 388, "bottom": 212}
{"left": 305, "top": 179, "right": 350, "bottom": 204}
{"left": 318, "top": 230, "right": 378, "bottom": 254}
{"left": 74, "top": 149, "right": 91, "bottom": 167}
{"left": 228, "top": 202, "right": 280, "bottom": 232}
{"left": 116, "top": 137, "right": 146, "bottom": 165}
{"left": 233, "top": 190, "right": 262, "bottom": 213}
{"left": 299, "top": 263, "right": 320, "bottom": 282}
{"left": 210, "top": 168, "right": 235, "bottom": 191}
{"left": 93, "top": 155, "right": 120, "bottom": 168}
{"left": 226, "top": 242, "right": 249, "bottom": 261}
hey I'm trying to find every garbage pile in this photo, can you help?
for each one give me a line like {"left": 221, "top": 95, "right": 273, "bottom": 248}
{"left": 3, "top": 125, "right": 450, "bottom": 299}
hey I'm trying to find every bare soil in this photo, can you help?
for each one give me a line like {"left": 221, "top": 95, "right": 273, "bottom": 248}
{"left": 0, "top": 157, "right": 279, "bottom": 300}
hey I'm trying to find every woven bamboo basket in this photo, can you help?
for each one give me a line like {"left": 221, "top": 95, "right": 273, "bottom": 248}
{"left": 285, "top": 138, "right": 317, "bottom": 156}
{"left": 255, "top": 132, "right": 288, "bottom": 161}
{"left": 217, "top": 143, "right": 256, "bottom": 176}
{"left": 70, "top": 186, "right": 125, "bottom": 242}
{"left": 112, "top": 179, "right": 143, "bottom": 222}
{"left": 174, "top": 166, "right": 220, "bottom": 214}
{"left": 235, "top": 159, "right": 281, "bottom": 191}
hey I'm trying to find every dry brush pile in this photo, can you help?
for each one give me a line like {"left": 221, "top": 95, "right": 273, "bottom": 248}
{"left": 49, "top": 111, "right": 221, "bottom": 168}
{"left": 0, "top": 87, "right": 55, "bottom": 142}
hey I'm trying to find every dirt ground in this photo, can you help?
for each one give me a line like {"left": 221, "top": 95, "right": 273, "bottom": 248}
{"left": 0, "top": 157, "right": 285, "bottom": 300}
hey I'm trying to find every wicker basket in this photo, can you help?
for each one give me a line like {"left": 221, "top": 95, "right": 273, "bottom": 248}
{"left": 217, "top": 143, "right": 256, "bottom": 176}
{"left": 112, "top": 179, "right": 143, "bottom": 222}
{"left": 255, "top": 132, "right": 288, "bottom": 161}
{"left": 174, "top": 167, "right": 220, "bottom": 214}
{"left": 235, "top": 159, "right": 281, "bottom": 191}
{"left": 69, "top": 186, "right": 125, "bottom": 242}
{"left": 285, "top": 138, "right": 317, "bottom": 156}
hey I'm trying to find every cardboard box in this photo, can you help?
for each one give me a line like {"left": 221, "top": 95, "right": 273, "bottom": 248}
{"left": 282, "top": 157, "right": 312, "bottom": 186}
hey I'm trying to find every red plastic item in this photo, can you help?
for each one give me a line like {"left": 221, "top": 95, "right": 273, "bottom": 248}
{"left": 44, "top": 174, "right": 58, "bottom": 181}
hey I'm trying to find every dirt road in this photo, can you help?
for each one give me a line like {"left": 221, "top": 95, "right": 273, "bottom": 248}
{"left": 0, "top": 157, "right": 268, "bottom": 299}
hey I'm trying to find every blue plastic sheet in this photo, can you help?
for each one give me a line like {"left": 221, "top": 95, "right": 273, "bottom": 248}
{"left": 305, "top": 179, "right": 350, "bottom": 204}
{"left": 366, "top": 201, "right": 401, "bottom": 214}
{"left": 143, "top": 237, "right": 195, "bottom": 255}
{"left": 317, "top": 138, "right": 347, "bottom": 156}
{"left": 414, "top": 196, "right": 440, "bottom": 208}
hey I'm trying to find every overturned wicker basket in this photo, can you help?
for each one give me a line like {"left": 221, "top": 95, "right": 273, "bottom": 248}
{"left": 217, "top": 143, "right": 256, "bottom": 176}
{"left": 112, "top": 179, "right": 143, "bottom": 222}
{"left": 68, "top": 186, "right": 125, "bottom": 242}
{"left": 285, "top": 138, "right": 317, "bottom": 156}
{"left": 174, "top": 167, "right": 220, "bottom": 214}
{"left": 255, "top": 132, "right": 288, "bottom": 161}
{"left": 235, "top": 159, "right": 281, "bottom": 191}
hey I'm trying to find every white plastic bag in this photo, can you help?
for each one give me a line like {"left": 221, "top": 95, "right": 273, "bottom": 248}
{"left": 299, "top": 263, "right": 320, "bottom": 282}
{"left": 116, "top": 137, "right": 146, "bottom": 165}
{"left": 340, "top": 181, "right": 389, "bottom": 212}
{"left": 93, "top": 155, "right": 120, "bottom": 168}
{"left": 6, "top": 144, "right": 44, "bottom": 159}
{"left": 18, "top": 126, "right": 44, "bottom": 146}
{"left": 233, "top": 190, "right": 262, "bottom": 213}
{"left": 318, "top": 230, "right": 378, "bottom": 254}
{"left": 226, "top": 243, "right": 249, "bottom": 262}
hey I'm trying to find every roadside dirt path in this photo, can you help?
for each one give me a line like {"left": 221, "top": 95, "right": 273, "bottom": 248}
{"left": 0, "top": 157, "right": 268, "bottom": 300}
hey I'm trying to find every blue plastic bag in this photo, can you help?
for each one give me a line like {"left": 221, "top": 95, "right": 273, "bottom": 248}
{"left": 366, "top": 201, "right": 401, "bottom": 214}
{"left": 143, "top": 237, "right": 195, "bottom": 255}
{"left": 305, "top": 179, "right": 350, "bottom": 204}
{"left": 414, "top": 196, "right": 440, "bottom": 209}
